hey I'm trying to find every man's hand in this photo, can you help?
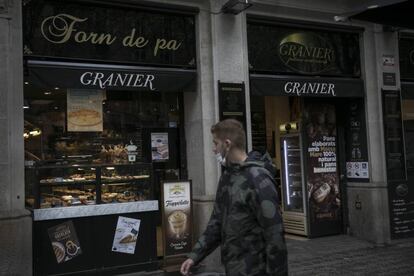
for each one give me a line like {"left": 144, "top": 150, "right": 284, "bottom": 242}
{"left": 180, "top": 258, "right": 194, "bottom": 275}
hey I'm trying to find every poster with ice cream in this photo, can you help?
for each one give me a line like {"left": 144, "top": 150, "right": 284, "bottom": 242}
{"left": 112, "top": 216, "right": 141, "bottom": 254}
{"left": 162, "top": 180, "right": 193, "bottom": 257}
{"left": 151, "top": 132, "right": 169, "bottom": 161}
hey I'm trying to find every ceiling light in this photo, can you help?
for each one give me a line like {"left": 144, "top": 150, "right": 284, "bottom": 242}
{"left": 367, "top": 4, "right": 379, "bottom": 9}
{"left": 44, "top": 91, "right": 52, "bottom": 95}
{"left": 24, "top": 81, "right": 29, "bottom": 85}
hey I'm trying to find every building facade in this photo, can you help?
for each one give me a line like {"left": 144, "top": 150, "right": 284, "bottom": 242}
{"left": 0, "top": 0, "right": 411, "bottom": 275}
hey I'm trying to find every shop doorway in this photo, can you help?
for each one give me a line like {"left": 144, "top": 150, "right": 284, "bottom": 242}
{"left": 251, "top": 96, "right": 356, "bottom": 237}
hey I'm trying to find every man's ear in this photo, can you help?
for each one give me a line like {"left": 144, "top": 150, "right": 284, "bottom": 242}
{"left": 224, "top": 139, "right": 232, "bottom": 147}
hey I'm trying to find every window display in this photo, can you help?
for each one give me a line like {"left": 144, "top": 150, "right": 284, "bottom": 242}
{"left": 24, "top": 84, "right": 183, "bottom": 209}
{"left": 25, "top": 163, "right": 152, "bottom": 209}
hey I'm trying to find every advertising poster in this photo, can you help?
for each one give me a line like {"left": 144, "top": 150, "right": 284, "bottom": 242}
{"left": 48, "top": 220, "right": 82, "bottom": 264}
{"left": 67, "top": 89, "right": 104, "bottom": 132}
{"left": 112, "top": 216, "right": 141, "bottom": 254}
{"left": 162, "top": 181, "right": 192, "bottom": 257}
{"left": 304, "top": 103, "right": 341, "bottom": 234}
{"left": 151, "top": 132, "right": 169, "bottom": 161}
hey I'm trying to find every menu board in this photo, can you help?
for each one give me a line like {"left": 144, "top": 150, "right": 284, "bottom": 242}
{"left": 389, "top": 181, "right": 414, "bottom": 239}
{"left": 112, "top": 216, "right": 141, "bottom": 254}
{"left": 218, "top": 82, "right": 246, "bottom": 131}
{"left": 345, "top": 99, "right": 370, "bottom": 181}
{"left": 162, "top": 180, "right": 192, "bottom": 257}
{"left": 48, "top": 221, "right": 82, "bottom": 264}
{"left": 304, "top": 103, "right": 342, "bottom": 236}
{"left": 382, "top": 90, "right": 406, "bottom": 181}
{"left": 250, "top": 96, "right": 267, "bottom": 153}
{"left": 67, "top": 90, "right": 104, "bottom": 132}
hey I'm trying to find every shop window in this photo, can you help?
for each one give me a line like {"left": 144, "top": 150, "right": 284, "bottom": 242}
{"left": 24, "top": 84, "right": 185, "bottom": 209}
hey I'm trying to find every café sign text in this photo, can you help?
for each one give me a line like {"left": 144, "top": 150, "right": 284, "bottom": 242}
{"left": 41, "top": 14, "right": 182, "bottom": 57}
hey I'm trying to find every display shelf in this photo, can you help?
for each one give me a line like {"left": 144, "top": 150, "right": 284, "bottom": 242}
{"left": 26, "top": 163, "right": 153, "bottom": 210}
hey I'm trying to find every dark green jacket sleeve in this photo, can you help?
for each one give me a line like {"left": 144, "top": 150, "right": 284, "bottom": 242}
{"left": 187, "top": 187, "right": 222, "bottom": 264}
{"left": 249, "top": 170, "right": 288, "bottom": 275}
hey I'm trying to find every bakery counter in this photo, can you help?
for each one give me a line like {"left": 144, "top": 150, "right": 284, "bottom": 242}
{"left": 33, "top": 200, "right": 159, "bottom": 221}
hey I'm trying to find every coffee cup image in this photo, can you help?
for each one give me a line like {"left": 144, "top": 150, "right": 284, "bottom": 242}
{"left": 168, "top": 210, "right": 187, "bottom": 238}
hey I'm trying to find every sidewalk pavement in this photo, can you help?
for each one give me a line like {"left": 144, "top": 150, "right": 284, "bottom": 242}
{"left": 120, "top": 234, "right": 414, "bottom": 276}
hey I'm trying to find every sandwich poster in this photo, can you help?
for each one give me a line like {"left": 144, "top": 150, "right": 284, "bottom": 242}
{"left": 67, "top": 89, "right": 104, "bottom": 132}
{"left": 112, "top": 216, "right": 141, "bottom": 254}
{"left": 151, "top": 132, "right": 169, "bottom": 161}
{"left": 48, "top": 220, "right": 82, "bottom": 264}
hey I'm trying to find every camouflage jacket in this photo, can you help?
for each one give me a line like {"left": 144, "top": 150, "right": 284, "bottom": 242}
{"left": 188, "top": 152, "right": 288, "bottom": 276}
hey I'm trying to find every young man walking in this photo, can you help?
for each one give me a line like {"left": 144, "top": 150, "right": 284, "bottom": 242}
{"left": 181, "top": 119, "right": 288, "bottom": 275}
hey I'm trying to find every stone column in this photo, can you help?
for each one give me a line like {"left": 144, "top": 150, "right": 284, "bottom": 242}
{"left": 347, "top": 24, "right": 398, "bottom": 244}
{"left": 183, "top": 0, "right": 250, "bottom": 269}
{"left": 0, "top": 0, "right": 32, "bottom": 274}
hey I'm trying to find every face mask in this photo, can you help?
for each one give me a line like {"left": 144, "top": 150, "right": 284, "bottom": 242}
{"left": 215, "top": 146, "right": 230, "bottom": 166}
{"left": 215, "top": 152, "right": 226, "bottom": 166}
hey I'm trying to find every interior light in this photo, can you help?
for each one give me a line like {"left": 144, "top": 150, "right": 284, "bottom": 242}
{"left": 23, "top": 133, "right": 29, "bottom": 139}
{"left": 279, "top": 122, "right": 298, "bottom": 133}
{"left": 106, "top": 167, "right": 115, "bottom": 170}
{"left": 54, "top": 87, "right": 59, "bottom": 90}
{"left": 23, "top": 106, "right": 30, "bottom": 109}
{"left": 44, "top": 92, "right": 52, "bottom": 95}
{"left": 29, "top": 129, "right": 41, "bottom": 136}
{"left": 283, "top": 139, "right": 291, "bottom": 206}
{"left": 367, "top": 4, "right": 379, "bottom": 9}
{"left": 24, "top": 81, "right": 29, "bottom": 85}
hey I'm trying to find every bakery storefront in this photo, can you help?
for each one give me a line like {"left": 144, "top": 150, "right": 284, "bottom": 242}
{"left": 23, "top": 0, "right": 196, "bottom": 274}
{"left": 247, "top": 18, "right": 369, "bottom": 238}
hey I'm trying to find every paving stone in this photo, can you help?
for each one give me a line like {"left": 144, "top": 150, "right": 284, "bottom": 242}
{"left": 119, "top": 235, "right": 414, "bottom": 276}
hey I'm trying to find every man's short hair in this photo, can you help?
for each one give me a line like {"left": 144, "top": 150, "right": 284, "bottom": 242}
{"left": 211, "top": 119, "right": 246, "bottom": 151}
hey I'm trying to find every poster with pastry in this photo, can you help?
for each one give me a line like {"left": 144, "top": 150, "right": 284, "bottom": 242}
{"left": 112, "top": 216, "right": 141, "bottom": 254}
{"left": 48, "top": 220, "right": 82, "bottom": 264}
{"left": 67, "top": 89, "right": 104, "bottom": 132}
{"left": 151, "top": 132, "right": 169, "bottom": 161}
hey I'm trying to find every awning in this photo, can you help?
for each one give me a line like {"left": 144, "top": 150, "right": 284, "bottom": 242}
{"left": 25, "top": 60, "right": 197, "bottom": 92}
{"left": 250, "top": 74, "right": 364, "bottom": 98}
{"left": 348, "top": 0, "right": 414, "bottom": 29}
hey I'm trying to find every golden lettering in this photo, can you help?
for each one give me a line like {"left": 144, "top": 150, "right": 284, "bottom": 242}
{"left": 90, "top": 33, "right": 116, "bottom": 45}
{"left": 74, "top": 31, "right": 89, "bottom": 43}
{"left": 279, "top": 44, "right": 289, "bottom": 55}
{"left": 154, "top": 38, "right": 182, "bottom": 56}
{"left": 41, "top": 14, "right": 87, "bottom": 44}
{"left": 122, "top": 28, "right": 149, "bottom": 48}
{"left": 41, "top": 13, "right": 183, "bottom": 56}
